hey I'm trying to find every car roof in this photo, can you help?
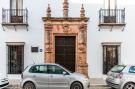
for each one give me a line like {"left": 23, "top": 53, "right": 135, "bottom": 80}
{"left": 28, "top": 63, "right": 60, "bottom": 67}
{"left": 116, "top": 65, "right": 135, "bottom": 67}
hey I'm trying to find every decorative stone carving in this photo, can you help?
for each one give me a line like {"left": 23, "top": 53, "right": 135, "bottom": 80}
{"left": 63, "top": 0, "right": 69, "bottom": 17}
{"left": 79, "top": 45, "right": 86, "bottom": 52}
{"left": 43, "top": 0, "right": 89, "bottom": 76}
{"left": 79, "top": 24, "right": 87, "bottom": 30}
{"left": 80, "top": 4, "right": 85, "bottom": 18}
{"left": 46, "top": 45, "right": 52, "bottom": 52}
{"left": 62, "top": 24, "right": 70, "bottom": 33}
{"left": 46, "top": 30, "right": 51, "bottom": 44}
{"left": 46, "top": 4, "right": 51, "bottom": 18}
{"left": 79, "top": 30, "right": 86, "bottom": 43}
{"left": 79, "top": 24, "right": 87, "bottom": 43}
{"left": 45, "top": 23, "right": 53, "bottom": 30}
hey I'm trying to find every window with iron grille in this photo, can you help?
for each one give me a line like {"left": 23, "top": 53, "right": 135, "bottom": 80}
{"left": 99, "top": 0, "right": 125, "bottom": 24}
{"left": 103, "top": 44, "right": 120, "bottom": 74}
{"left": 7, "top": 45, "right": 24, "bottom": 74}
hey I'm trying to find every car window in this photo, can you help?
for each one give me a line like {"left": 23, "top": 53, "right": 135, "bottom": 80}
{"left": 129, "top": 66, "right": 135, "bottom": 73}
{"left": 29, "top": 65, "right": 47, "bottom": 73}
{"left": 111, "top": 65, "right": 125, "bottom": 73}
{"left": 48, "top": 65, "right": 67, "bottom": 74}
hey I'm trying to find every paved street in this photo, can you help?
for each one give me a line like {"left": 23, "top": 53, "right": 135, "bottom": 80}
{"left": 90, "top": 85, "right": 111, "bottom": 89}
{"left": 4, "top": 85, "right": 112, "bottom": 89}
{"left": 3, "top": 78, "right": 112, "bottom": 89}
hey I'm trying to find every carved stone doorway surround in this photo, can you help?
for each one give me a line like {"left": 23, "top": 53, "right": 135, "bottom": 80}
{"left": 42, "top": 1, "right": 89, "bottom": 76}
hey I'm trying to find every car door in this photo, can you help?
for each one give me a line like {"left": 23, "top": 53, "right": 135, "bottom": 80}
{"left": 48, "top": 65, "right": 70, "bottom": 89}
{"left": 29, "top": 65, "right": 49, "bottom": 89}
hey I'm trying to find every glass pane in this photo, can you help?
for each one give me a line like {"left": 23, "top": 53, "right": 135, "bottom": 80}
{"left": 11, "top": 0, "right": 16, "bottom": 9}
{"left": 29, "top": 66, "right": 39, "bottom": 73}
{"left": 11, "top": 0, "right": 23, "bottom": 9}
{"left": 129, "top": 66, "right": 135, "bottom": 73}
{"left": 48, "top": 65, "right": 65, "bottom": 74}
{"left": 111, "top": 65, "right": 125, "bottom": 73}
{"left": 104, "top": 0, "right": 116, "bottom": 9}
{"left": 18, "top": 0, "right": 23, "bottom": 9}
{"left": 39, "top": 66, "right": 47, "bottom": 73}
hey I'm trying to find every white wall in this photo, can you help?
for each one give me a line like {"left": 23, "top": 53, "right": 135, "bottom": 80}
{"left": 0, "top": 0, "right": 135, "bottom": 78}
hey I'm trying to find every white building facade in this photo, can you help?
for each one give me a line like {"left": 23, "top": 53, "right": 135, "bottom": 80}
{"left": 0, "top": 0, "right": 134, "bottom": 79}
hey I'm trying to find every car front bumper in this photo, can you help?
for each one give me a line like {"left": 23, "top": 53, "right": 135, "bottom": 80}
{"left": 0, "top": 79, "right": 9, "bottom": 88}
{"left": 106, "top": 77, "right": 121, "bottom": 89}
{"left": 82, "top": 80, "right": 90, "bottom": 89}
{"left": 0, "top": 82, "right": 9, "bottom": 88}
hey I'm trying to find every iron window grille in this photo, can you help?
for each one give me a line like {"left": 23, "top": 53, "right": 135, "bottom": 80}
{"left": 2, "top": 9, "right": 28, "bottom": 24}
{"left": 99, "top": 9, "right": 125, "bottom": 24}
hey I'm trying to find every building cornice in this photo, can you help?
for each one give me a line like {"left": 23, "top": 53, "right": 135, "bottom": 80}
{"left": 42, "top": 17, "right": 89, "bottom": 22}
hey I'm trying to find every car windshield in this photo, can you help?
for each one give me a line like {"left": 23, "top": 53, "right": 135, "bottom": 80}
{"left": 111, "top": 65, "right": 126, "bottom": 73}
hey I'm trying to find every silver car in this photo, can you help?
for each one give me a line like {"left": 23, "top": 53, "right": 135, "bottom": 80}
{"left": 106, "top": 65, "right": 135, "bottom": 89}
{"left": 21, "top": 63, "right": 90, "bottom": 89}
{"left": 0, "top": 74, "right": 9, "bottom": 88}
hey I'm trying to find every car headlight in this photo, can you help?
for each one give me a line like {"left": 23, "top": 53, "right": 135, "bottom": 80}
{"left": 1, "top": 78, "right": 8, "bottom": 82}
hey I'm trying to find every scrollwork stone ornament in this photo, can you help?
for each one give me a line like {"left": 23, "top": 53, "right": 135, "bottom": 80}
{"left": 79, "top": 30, "right": 87, "bottom": 43}
{"left": 45, "top": 23, "right": 53, "bottom": 30}
{"left": 63, "top": 24, "right": 70, "bottom": 33}
{"left": 46, "top": 46, "right": 52, "bottom": 52}
{"left": 79, "top": 24, "right": 87, "bottom": 30}
{"left": 79, "top": 24, "right": 87, "bottom": 43}
{"left": 46, "top": 30, "right": 51, "bottom": 44}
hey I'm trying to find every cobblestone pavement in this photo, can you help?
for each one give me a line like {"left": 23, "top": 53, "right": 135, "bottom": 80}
{"left": 3, "top": 85, "right": 21, "bottom": 89}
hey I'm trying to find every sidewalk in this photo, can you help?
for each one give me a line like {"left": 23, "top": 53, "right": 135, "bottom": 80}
{"left": 90, "top": 78, "right": 107, "bottom": 87}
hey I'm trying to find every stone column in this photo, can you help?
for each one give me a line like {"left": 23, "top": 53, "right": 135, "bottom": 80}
{"left": 77, "top": 23, "right": 88, "bottom": 76}
{"left": 45, "top": 23, "right": 54, "bottom": 63}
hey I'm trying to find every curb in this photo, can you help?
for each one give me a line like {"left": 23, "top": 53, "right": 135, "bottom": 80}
{"left": 90, "top": 85, "right": 108, "bottom": 87}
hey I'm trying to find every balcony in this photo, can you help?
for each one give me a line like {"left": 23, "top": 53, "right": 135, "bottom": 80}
{"left": 2, "top": 9, "right": 28, "bottom": 30}
{"left": 99, "top": 9, "right": 126, "bottom": 27}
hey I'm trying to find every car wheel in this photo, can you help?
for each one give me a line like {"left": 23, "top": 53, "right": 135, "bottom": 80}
{"left": 23, "top": 82, "right": 36, "bottom": 89}
{"left": 123, "top": 82, "right": 135, "bottom": 89}
{"left": 71, "top": 82, "right": 83, "bottom": 89}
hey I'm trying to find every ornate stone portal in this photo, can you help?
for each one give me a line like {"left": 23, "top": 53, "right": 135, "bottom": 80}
{"left": 42, "top": 0, "right": 89, "bottom": 76}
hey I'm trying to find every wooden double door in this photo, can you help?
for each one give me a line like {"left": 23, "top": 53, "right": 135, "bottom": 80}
{"left": 55, "top": 36, "right": 76, "bottom": 72}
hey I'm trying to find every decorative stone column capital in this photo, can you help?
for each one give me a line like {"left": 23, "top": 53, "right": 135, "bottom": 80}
{"left": 79, "top": 24, "right": 87, "bottom": 30}
{"left": 63, "top": 0, "right": 69, "bottom": 17}
{"left": 45, "top": 23, "right": 53, "bottom": 30}
{"left": 80, "top": 4, "right": 85, "bottom": 18}
{"left": 46, "top": 4, "right": 51, "bottom": 18}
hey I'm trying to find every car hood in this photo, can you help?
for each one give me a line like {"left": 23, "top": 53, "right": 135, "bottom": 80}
{"left": 71, "top": 72, "right": 88, "bottom": 79}
{"left": 0, "top": 74, "right": 7, "bottom": 79}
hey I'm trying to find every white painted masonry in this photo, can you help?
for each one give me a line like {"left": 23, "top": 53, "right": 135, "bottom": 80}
{"left": 0, "top": 0, "right": 135, "bottom": 79}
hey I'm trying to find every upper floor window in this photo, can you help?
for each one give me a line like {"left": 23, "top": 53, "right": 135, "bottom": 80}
{"left": 10, "top": 0, "right": 23, "bottom": 9}
{"left": 104, "top": 0, "right": 117, "bottom": 9}
{"left": 98, "top": 0, "right": 126, "bottom": 31}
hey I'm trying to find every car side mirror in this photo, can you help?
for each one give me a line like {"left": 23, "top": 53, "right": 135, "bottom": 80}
{"left": 63, "top": 71, "right": 67, "bottom": 75}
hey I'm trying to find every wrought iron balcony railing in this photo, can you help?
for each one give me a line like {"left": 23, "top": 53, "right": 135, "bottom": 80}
{"left": 2, "top": 9, "right": 28, "bottom": 25}
{"left": 99, "top": 9, "right": 125, "bottom": 25}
